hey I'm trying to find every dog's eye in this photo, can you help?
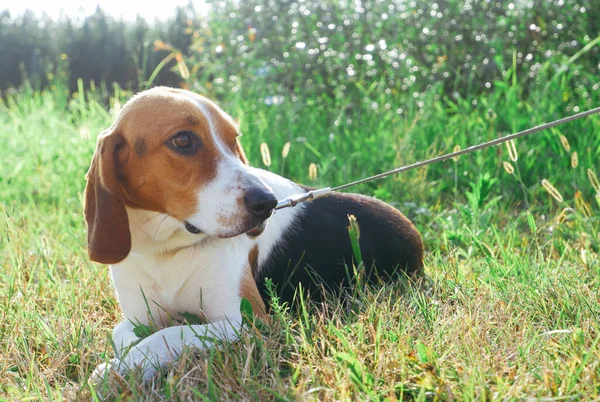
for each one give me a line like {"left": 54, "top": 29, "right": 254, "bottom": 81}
{"left": 167, "top": 131, "right": 200, "bottom": 155}
{"left": 172, "top": 133, "right": 192, "bottom": 149}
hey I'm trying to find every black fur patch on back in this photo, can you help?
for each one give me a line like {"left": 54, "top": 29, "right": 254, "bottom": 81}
{"left": 256, "top": 191, "right": 423, "bottom": 305}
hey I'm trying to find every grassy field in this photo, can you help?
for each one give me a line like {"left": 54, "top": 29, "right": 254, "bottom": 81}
{"left": 1, "top": 70, "right": 599, "bottom": 400}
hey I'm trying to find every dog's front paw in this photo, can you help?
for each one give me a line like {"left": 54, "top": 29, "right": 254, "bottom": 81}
{"left": 91, "top": 348, "right": 164, "bottom": 382}
{"left": 116, "top": 336, "right": 178, "bottom": 381}
{"left": 90, "top": 359, "right": 124, "bottom": 384}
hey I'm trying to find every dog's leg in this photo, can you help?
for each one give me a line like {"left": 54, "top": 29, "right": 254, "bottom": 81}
{"left": 91, "top": 320, "right": 142, "bottom": 382}
{"left": 112, "top": 320, "right": 142, "bottom": 355}
{"left": 112, "top": 316, "right": 242, "bottom": 381}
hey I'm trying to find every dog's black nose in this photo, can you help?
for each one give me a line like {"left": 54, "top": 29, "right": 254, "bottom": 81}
{"left": 244, "top": 188, "right": 277, "bottom": 220}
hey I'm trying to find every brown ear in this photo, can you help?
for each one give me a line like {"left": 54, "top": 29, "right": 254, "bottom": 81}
{"left": 234, "top": 138, "right": 249, "bottom": 165}
{"left": 84, "top": 132, "right": 131, "bottom": 264}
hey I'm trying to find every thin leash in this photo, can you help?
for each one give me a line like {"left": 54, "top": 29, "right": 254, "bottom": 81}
{"left": 274, "top": 106, "right": 600, "bottom": 210}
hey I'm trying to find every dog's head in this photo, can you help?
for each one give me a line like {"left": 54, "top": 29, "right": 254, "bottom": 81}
{"left": 84, "top": 87, "right": 276, "bottom": 264}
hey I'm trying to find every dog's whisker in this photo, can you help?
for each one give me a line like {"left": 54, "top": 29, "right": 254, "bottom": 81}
{"left": 153, "top": 214, "right": 171, "bottom": 240}
{"left": 135, "top": 180, "right": 147, "bottom": 192}
{"left": 144, "top": 212, "right": 165, "bottom": 224}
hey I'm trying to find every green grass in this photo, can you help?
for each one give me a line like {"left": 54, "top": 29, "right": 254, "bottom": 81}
{"left": 1, "top": 70, "right": 599, "bottom": 400}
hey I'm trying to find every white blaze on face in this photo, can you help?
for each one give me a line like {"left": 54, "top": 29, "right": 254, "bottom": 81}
{"left": 194, "top": 161, "right": 270, "bottom": 237}
{"left": 186, "top": 100, "right": 273, "bottom": 237}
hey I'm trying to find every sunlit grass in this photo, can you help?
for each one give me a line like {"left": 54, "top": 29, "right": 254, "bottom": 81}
{"left": 0, "top": 71, "right": 599, "bottom": 400}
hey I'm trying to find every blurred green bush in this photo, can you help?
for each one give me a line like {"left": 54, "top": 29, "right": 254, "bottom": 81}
{"left": 0, "top": 0, "right": 598, "bottom": 99}
{"left": 186, "top": 0, "right": 599, "bottom": 99}
{"left": 0, "top": 5, "right": 199, "bottom": 93}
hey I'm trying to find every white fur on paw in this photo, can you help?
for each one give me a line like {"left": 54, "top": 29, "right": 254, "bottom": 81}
{"left": 90, "top": 360, "right": 123, "bottom": 384}
{"left": 90, "top": 348, "right": 163, "bottom": 383}
{"left": 118, "top": 338, "right": 176, "bottom": 381}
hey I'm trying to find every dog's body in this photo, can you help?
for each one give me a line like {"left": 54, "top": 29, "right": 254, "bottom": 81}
{"left": 86, "top": 87, "right": 423, "bottom": 381}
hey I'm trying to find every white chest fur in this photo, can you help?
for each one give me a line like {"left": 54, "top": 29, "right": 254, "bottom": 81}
{"left": 109, "top": 168, "right": 305, "bottom": 328}
{"left": 111, "top": 236, "right": 251, "bottom": 326}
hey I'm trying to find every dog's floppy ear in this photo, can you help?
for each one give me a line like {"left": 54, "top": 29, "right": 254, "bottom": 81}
{"left": 84, "top": 130, "right": 131, "bottom": 264}
{"left": 234, "top": 138, "right": 249, "bottom": 165}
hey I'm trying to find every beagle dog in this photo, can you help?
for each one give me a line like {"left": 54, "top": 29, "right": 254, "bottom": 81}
{"left": 86, "top": 87, "right": 423, "bottom": 381}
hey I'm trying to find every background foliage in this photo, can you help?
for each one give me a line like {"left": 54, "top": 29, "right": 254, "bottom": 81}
{"left": 1, "top": 0, "right": 599, "bottom": 98}
{"left": 190, "top": 0, "right": 600, "bottom": 100}
{"left": 0, "top": 5, "right": 198, "bottom": 93}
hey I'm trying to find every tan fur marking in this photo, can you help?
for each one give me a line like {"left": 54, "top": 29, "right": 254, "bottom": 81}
{"left": 234, "top": 138, "right": 249, "bottom": 165}
{"left": 110, "top": 89, "right": 222, "bottom": 221}
{"left": 85, "top": 87, "right": 251, "bottom": 264}
{"left": 186, "top": 114, "right": 200, "bottom": 125}
{"left": 84, "top": 132, "right": 132, "bottom": 264}
{"left": 248, "top": 245, "right": 259, "bottom": 278}
{"left": 134, "top": 138, "right": 146, "bottom": 157}
{"left": 201, "top": 101, "right": 246, "bottom": 163}
{"left": 240, "top": 247, "right": 267, "bottom": 321}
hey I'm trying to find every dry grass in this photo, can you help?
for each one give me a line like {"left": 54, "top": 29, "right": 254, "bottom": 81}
{"left": 2, "top": 204, "right": 598, "bottom": 401}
